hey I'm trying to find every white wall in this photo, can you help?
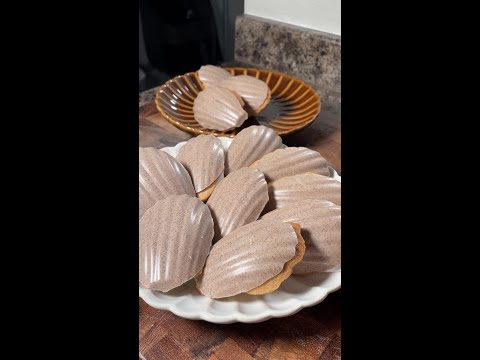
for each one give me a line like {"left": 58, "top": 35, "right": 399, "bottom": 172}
{"left": 244, "top": 0, "right": 340, "bottom": 36}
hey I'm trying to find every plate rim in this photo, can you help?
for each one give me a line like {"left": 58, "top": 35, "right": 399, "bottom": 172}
{"left": 139, "top": 272, "right": 341, "bottom": 324}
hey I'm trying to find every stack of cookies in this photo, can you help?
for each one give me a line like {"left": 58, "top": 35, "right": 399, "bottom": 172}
{"left": 193, "top": 65, "right": 271, "bottom": 131}
{"left": 139, "top": 68, "right": 341, "bottom": 299}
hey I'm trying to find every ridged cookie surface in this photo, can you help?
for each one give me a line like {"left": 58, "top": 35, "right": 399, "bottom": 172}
{"left": 193, "top": 85, "right": 248, "bottom": 131}
{"left": 139, "top": 147, "right": 195, "bottom": 219}
{"left": 197, "top": 65, "right": 232, "bottom": 87}
{"left": 250, "top": 147, "right": 329, "bottom": 182}
{"left": 225, "top": 125, "right": 283, "bottom": 175}
{"left": 176, "top": 135, "right": 225, "bottom": 193}
{"left": 139, "top": 195, "right": 214, "bottom": 292}
{"left": 207, "top": 167, "right": 268, "bottom": 242}
{"left": 196, "top": 219, "right": 299, "bottom": 298}
{"left": 220, "top": 75, "right": 270, "bottom": 114}
{"left": 262, "top": 200, "right": 341, "bottom": 273}
{"left": 265, "top": 173, "right": 341, "bottom": 212}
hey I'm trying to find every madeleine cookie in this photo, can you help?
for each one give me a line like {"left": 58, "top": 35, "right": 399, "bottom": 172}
{"left": 197, "top": 65, "right": 232, "bottom": 88}
{"left": 220, "top": 75, "right": 271, "bottom": 115}
{"left": 139, "top": 195, "right": 214, "bottom": 292}
{"left": 247, "top": 222, "right": 305, "bottom": 295}
{"left": 139, "top": 147, "right": 195, "bottom": 219}
{"left": 176, "top": 135, "right": 225, "bottom": 201}
{"left": 250, "top": 147, "right": 329, "bottom": 182}
{"left": 225, "top": 125, "right": 283, "bottom": 175}
{"left": 193, "top": 85, "right": 248, "bottom": 131}
{"left": 195, "top": 219, "right": 304, "bottom": 298}
{"left": 264, "top": 173, "right": 341, "bottom": 213}
{"left": 262, "top": 200, "right": 341, "bottom": 273}
{"left": 207, "top": 168, "right": 268, "bottom": 242}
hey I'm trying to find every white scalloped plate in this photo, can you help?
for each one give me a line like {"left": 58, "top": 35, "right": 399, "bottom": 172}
{"left": 139, "top": 137, "right": 341, "bottom": 323}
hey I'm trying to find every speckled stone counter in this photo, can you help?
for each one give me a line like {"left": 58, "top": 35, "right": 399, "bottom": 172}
{"left": 235, "top": 15, "right": 340, "bottom": 104}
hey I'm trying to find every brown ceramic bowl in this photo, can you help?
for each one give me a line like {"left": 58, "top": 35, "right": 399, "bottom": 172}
{"left": 155, "top": 68, "right": 321, "bottom": 137}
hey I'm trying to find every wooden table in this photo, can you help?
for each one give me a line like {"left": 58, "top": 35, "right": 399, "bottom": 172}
{"left": 139, "top": 95, "right": 341, "bottom": 360}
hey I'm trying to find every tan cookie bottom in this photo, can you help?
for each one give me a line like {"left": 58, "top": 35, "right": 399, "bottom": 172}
{"left": 247, "top": 222, "right": 306, "bottom": 295}
{"left": 248, "top": 151, "right": 274, "bottom": 169}
{"left": 197, "top": 176, "right": 220, "bottom": 202}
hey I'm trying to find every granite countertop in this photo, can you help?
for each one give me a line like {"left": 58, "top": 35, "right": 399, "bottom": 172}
{"left": 235, "top": 15, "right": 340, "bottom": 105}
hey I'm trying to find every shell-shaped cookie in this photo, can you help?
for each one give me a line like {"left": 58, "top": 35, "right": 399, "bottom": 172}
{"left": 196, "top": 219, "right": 298, "bottom": 298}
{"left": 265, "top": 173, "right": 341, "bottom": 212}
{"left": 176, "top": 135, "right": 225, "bottom": 194}
{"left": 197, "top": 65, "right": 232, "bottom": 87}
{"left": 262, "top": 200, "right": 341, "bottom": 273}
{"left": 207, "top": 167, "right": 268, "bottom": 242}
{"left": 193, "top": 85, "right": 248, "bottom": 131}
{"left": 225, "top": 125, "right": 283, "bottom": 175}
{"left": 139, "top": 147, "right": 195, "bottom": 219}
{"left": 250, "top": 147, "right": 329, "bottom": 182}
{"left": 139, "top": 194, "right": 214, "bottom": 292}
{"left": 220, "top": 75, "right": 270, "bottom": 114}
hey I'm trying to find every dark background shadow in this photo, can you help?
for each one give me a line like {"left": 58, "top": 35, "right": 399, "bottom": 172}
{"left": 139, "top": 0, "right": 244, "bottom": 92}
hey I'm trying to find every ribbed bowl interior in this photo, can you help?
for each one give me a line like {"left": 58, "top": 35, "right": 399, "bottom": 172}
{"left": 154, "top": 68, "right": 321, "bottom": 137}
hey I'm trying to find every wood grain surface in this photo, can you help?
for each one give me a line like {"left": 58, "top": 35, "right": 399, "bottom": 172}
{"left": 139, "top": 291, "right": 341, "bottom": 360}
{"left": 139, "top": 100, "right": 341, "bottom": 360}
